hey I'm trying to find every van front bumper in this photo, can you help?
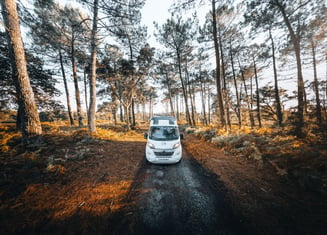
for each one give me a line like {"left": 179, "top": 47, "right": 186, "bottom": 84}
{"left": 145, "top": 146, "right": 182, "bottom": 164}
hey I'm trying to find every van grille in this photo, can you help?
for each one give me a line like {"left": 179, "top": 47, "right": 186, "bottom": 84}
{"left": 154, "top": 151, "right": 174, "bottom": 157}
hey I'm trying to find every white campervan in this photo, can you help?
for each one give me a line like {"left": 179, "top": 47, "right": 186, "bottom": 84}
{"left": 144, "top": 116, "right": 183, "bottom": 164}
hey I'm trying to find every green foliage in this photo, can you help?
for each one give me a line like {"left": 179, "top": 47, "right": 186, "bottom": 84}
{"left": 0, "top": 32, "right": 62, "bottom": 111}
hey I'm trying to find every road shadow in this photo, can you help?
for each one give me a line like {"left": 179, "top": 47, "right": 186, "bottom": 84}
{"left": 110, "top": 148, "right": 249, "bottom": 235}
{"left": 1, "top": 129, "right": 248, "bottom": 234}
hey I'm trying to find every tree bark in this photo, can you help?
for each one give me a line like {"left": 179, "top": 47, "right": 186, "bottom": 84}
{"left": 132, "top": 98, "right": 136, "bottom": 128}
{"left": 176, "top": 94, "right": 180, "bottom": 120}
{"left": 325, "top": 53, "right": 327, "bottom": 119}
{"left": 207, "top": 83, "right": 211, "bottom": 124}
{"left": 211, "top": 0, "right": 226, "bottom": 128}
{"left": 71, "top": 32, "right": 83, "bottom": 127}
{"left": 177, "top": 51, "right": 192, "bottom": 125}
{"left": 311, "top": 40, "right": 323, "bottom": 127}
{"left": 269, "top": 29, "right": 283, "bottom": 127}
{"left": 185, "top": 61, "right": 196, "bottom": 126}
{"left": 88, "top": 0, "right": 98, "bottom": 133}
{"left": 230, "top": 42, "right": 242, "bottom": 128}
{"left": 253, "top": 58, "right": 262, "bottom": 128}
{"left": 149, "top": 96, "right": 153, "bottom": 118}
{"left": 274, "top": 0, "right": 305, "bottom": 137}
{"left": 59, "top": 49, "right": 74, "bottom": 126}
{"left": 142, "top": 102, "right": 146, "bottom": 121}
{"left": 191, "top": 81, "right": 197, "bottom": 125}
{"left": 1, "top": 0, "right": 42, "bottom": 144}
{"left": 239, "top": 60, "right": 255, "bottom": 128}
{"left": 199, "top": 74, "right": 208, "bottom": 126}
{"left": 124, "top": 105, "right": 131, "bottom": 130}
{"left": 165, "top": 72, "right": 175, "bottom": 117}
{"left": 219, "top": 30, "right": 231, "bottom": 129}
{"left": 84, "top": 67, "right": 89, "bottom": 114}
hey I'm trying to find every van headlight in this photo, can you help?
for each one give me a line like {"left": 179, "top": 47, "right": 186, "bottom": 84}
{"left": 173, "top": 143, "right": 180, "bottom": 149}
{"left": 147, "top": 143, "right": 155, "bottom": 149}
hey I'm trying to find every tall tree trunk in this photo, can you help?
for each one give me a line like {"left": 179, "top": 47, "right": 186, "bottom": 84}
{"left": 269, "top": 29, "right": 283, "bottom": 127}
{"left": 71, "top": 36, "right": 83, "bottom": 127}
{"left": 311, "top": 40, "right": 323, "bottom": 128}
{"left": 250, "top": 75, "right": 255, "bottom": 127}
{"left": 142, "top": 102, "right": 146, "bottom": 121}
{"left": 16, "top": 106, "right": 21, "bottom": 130}
{"left": 180, "top": 93, "right": 184, "bottom": 119}
{"left": 225, "top": 89, "right": 231, "bottom": 129}
{"left": 113, "top": 107, "right": 117, "bottom": 125}
{"left": 88, "top": 0, "right": 98, "bottom": 133}
{"left": 168, "top": 91, "right": 175, "bottom": 117}
{"left": 191, "top": 81, "right": 197, "bottom": 125}
{"left": 199, "top": 75, "right": 208, "bottom": 126}
{"left": 211, "top": 0, "right": 225, "bottom": 128}
{"left": 1, "top": 0, "right": 42, "bottom": 144}
{"left": 129, "top": 103, "right": 133, "bottom": 126}
{"left": 239, "top": 60, "right": 254, "bottom": 128}
{"left": 219, "top": 28, "right": 230, "bottom": 129}
{"left": 84, "top": 68, "right": 89, "bottom": 114}
{"left": 131, "top": 98, "right": 136, "bottom": 129}
{"left": 177, "top": 52, "right": 192, "bottom": 125}
{"left": 207, "top": 83, "right": 211, "bottom": 124}
{"left": 230, "top": 43, "right": 242, "bottom": 128}
{"left": 325, "top": 53, "right": 327, "bottom": 107}
{"left": 124, "top": 104, "right": 131, "bottom": 130}
{"left": 59, "top": 49, "right": 74, "bottom": 126}
{"left": 325, "top": 53, "right": 327, "bottom": 120}
{"left": 303, "top": 83, "right": 308, "bottom": 115}
{"left": 117, "top": 83, "right": 123, "bottom": 122}
{"left": 149, "top": 96, "right": 153, "bottom": 118}
{"left": 165, "top": 72, "right": 175, "bottom": 117}
{"left": 275, "top": 1, "right": 305, "bottom": 137}
{"left": 292, "top": 39, "right": 305, "bottom": 136}
{"left": 176, "top": 94, "right": 180, "bottom": 120}
{"left": 119, "top": 103, "right": 123, "bottom": 122}
{"left": 253, "top": 58, "right": 262, "bottom": 128}
{"left": 185, "top": 63, "right": 196, "bottom": 126}
{"left": 189, "top": 86, "right": 196, "bottom": 126}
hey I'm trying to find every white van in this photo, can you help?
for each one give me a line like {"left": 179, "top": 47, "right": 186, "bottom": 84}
{"left": 144, "top": 116, "right": 183, "bottom": 164}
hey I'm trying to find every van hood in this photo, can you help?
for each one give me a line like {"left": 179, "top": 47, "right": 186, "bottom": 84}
{"left": 148, "top": 139, "right": 180, "bottom": 150}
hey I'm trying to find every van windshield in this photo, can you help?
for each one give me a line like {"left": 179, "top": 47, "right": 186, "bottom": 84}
{"left": 149, "top": 126, "right": 179, "bottom": 140}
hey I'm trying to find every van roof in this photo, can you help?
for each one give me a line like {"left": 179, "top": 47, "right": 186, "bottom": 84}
{"left": 150, "top": 116, "right": 177, "bottom": 126}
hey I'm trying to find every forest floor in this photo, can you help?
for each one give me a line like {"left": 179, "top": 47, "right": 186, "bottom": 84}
{"left": 0, "top": 122, "right": 327, "bottom": 234}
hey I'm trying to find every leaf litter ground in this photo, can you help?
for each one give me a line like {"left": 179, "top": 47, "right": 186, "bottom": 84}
{"left": 0, "top": 123, "right": 326, "bottom": 234}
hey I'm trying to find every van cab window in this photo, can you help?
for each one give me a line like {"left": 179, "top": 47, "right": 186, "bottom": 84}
{"left": 149, "top": 126, "right": 179, "bottom": 140}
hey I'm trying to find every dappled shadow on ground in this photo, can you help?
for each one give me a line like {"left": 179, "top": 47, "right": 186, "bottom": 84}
{"left": 184, "top": 134, "right": 327, "bottom": 235}
{"left": 0, "top": 127, "right": 146, "bottom": 234}
{"left": 110, "top": 149, "right": 249, "bottom": 235}
{"left": 2, "top": 124, "right": 326, "bottom": 234}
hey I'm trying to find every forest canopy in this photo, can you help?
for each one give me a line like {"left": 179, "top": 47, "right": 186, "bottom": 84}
{"left": 0, "top": 0, "right": 326, "bottom": 140}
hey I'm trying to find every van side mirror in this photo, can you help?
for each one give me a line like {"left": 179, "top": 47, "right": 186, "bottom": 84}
{"left": 180, "top": 134, "right": 184, "bottom": 140}
{"left": 144, "top": 133, "right": 148, "bottom": 139}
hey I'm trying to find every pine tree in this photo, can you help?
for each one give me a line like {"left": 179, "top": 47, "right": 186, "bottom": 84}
{"left": 1, "top": 0, "right": 42, "bottom": 144}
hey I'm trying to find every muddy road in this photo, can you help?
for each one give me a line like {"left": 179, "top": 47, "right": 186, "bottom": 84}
{"left": 114, "top": 150, "right": 248, "bottom": 235}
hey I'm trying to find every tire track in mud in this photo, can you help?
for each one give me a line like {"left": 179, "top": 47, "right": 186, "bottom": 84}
{"left": 123, "top": 149, "right": 248, "bottom": 235}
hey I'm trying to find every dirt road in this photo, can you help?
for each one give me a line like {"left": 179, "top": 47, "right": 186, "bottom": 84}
{"left": 2, "top": 127, "right": 326, "bottom": 234}
{"left": 113, "top": 150, "right": 248, "bottom": 235}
